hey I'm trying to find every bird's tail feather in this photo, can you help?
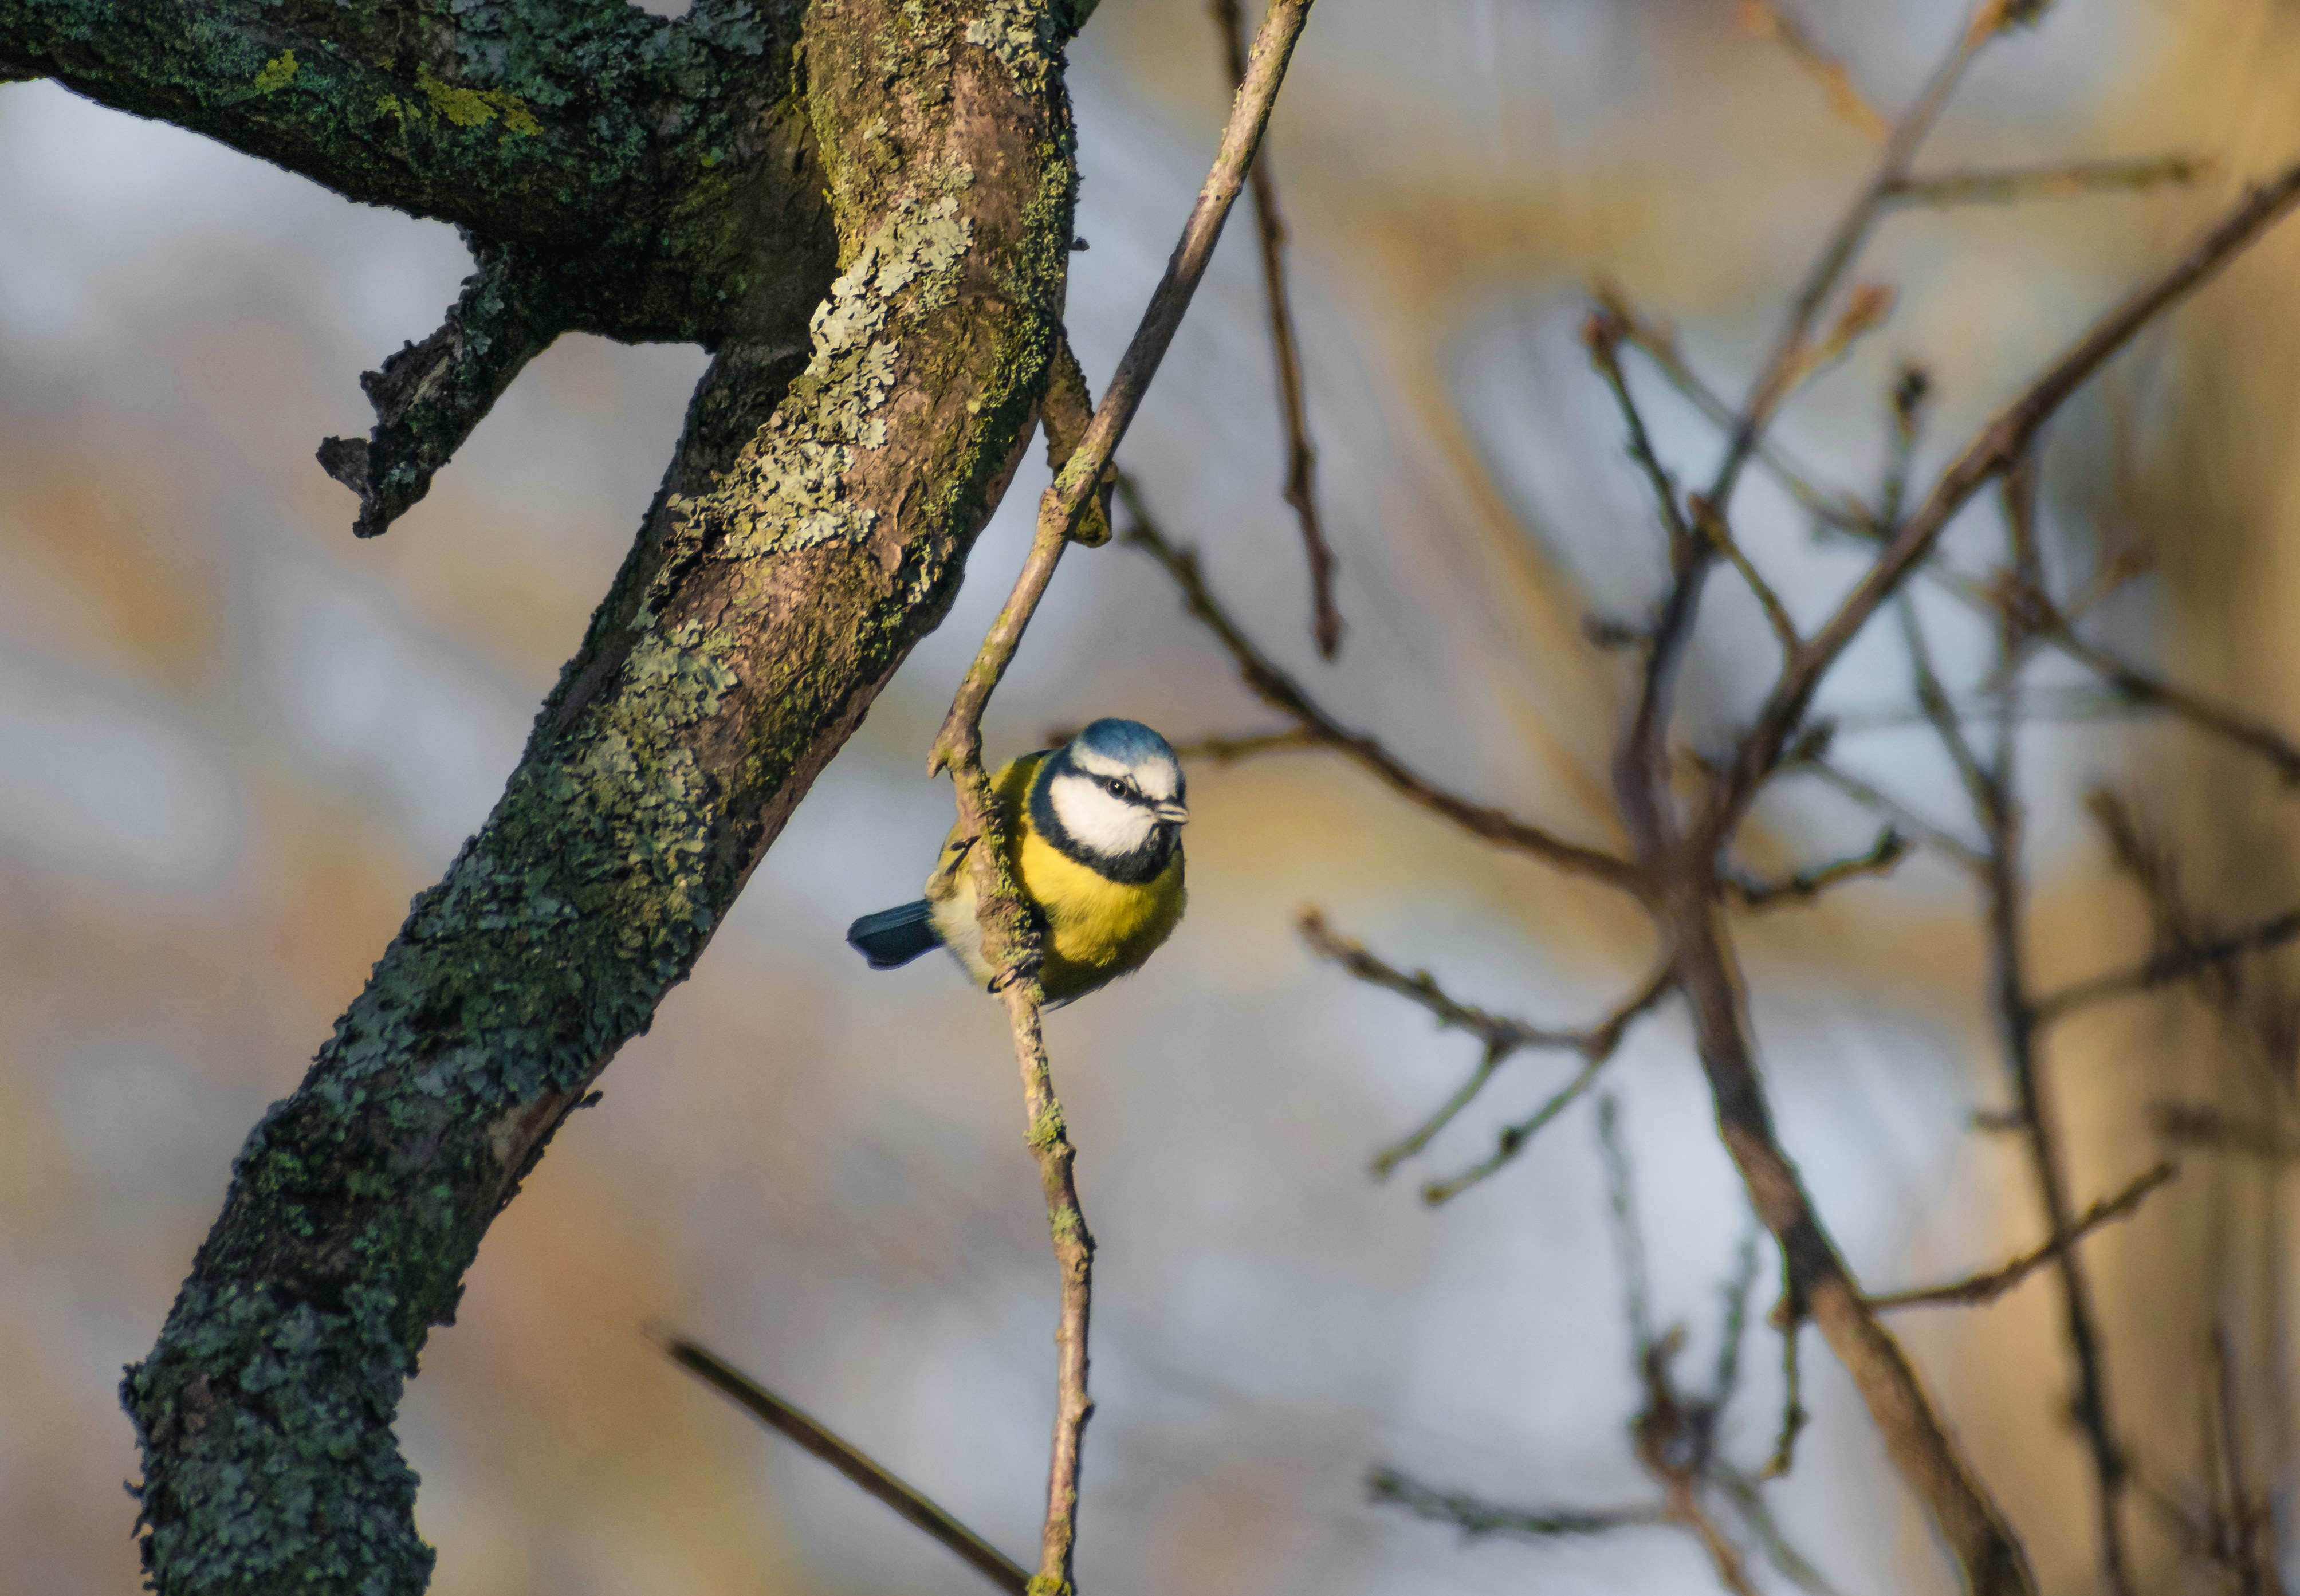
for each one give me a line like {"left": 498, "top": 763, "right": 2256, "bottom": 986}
{"left": 847, "top": 901, "right": 942, "bottom": 969}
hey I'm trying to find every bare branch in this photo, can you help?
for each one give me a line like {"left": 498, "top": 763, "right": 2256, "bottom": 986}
{"left": 1867, "top": 1162, "right": 2177, "bottom": 1310}
{"left": 2036, "top": 614, "right": 2300, "bottom": 784}
{"left": 654, "top": 1333, "right": 1029, "bottom": 1596}
{"left": 1884, "top": 154, "right": 2209, "bottom": 207}
{"left": 2032, "top": 907, "right": 2300, "bottom": 1025}
{"left": 1170, "top": 726, "right": 1322, "bottom": 764}
{"left": 1367, "top": 1469, "right": 1665, "bottom": 1539}
{"left": 1298, "top": 912, "right": 1671, "bottom": 1179}
{"left": 1591, "top": 284, "right": 1876, "bottom": 534}
{"left": 1787, "top": 756, "right": 1989, "bottom": 874}
{"left": 1735, "top": 0, "right": 1891, "bottom": 139}
{"left": 921, "top": 10, "right": 1321, "bottom": 1586}
{"left": 1690, "top": 493, "right": 1800, "bottom": 654}
{"left": 1584, "top": 310, "right": 1694, "bottom": 545}
{"left": 1125, "top": 488, "right": 1642, "bottom": 887}
{"left": 1704, "top": 156, "right": 2300, "bottom": 850}
{"left": 1416, "top": 976, "right": 1676, "bottom": 1205}
{"left": 1727, "top": 828, "right": 1909, "bottom": 909}
{"left": 2152, "top": 1103, "right": 2300, "bottom": 1161}
{"left": 1212, "top": 0, "right": 1343, "bottom": 658}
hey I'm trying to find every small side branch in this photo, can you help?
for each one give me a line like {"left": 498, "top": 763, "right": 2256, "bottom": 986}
{"left": 1735, "top": 0, "right": 1890, "bottom": 139}
{"left": 1727, "top": 828, "right": 1909, "bottom": 909}
{"left": 1882, "top": 154, "right": 2208, "bottom": 207}
{"left": 1125, "top": 489, "right": 1641, "bottom": 887}
{"left": 1867, "top": 1162, "right": 2177, "bottom": 1311}
{"left": 1212, "top": 0, "right": 1342, "bottom": 658}
{"left": 2031, "top": 906, "right": 2300, "bottom": 1026}
{"left": 654, "top": 1333, "right": 1029, "bottom": 1595}
{"left": 1367, "top": 1468, "right": 1665, "bottom": 1539}
{"left": 1299, "top": 911, "right": 1671, "bottom": 1180}
{"left": 1417, "top": 974, "right": 1675, "bottom": 1205}
{"left": 317, "top": 241, "right": 559, "bottom": 538}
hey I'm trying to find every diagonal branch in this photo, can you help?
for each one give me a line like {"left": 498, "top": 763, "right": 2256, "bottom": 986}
{"left": 117, "top": 9, "right": 1079, "bottom": 1592}
{"left": 655, "top": 1333, "right": 1030, "bottom": 1595}
{"left": 1123, "top": 486, "right": 1641, "bottom": 887}
{"left": 1868, "top": 1163, "right": 2177, "bottom": 1310}
{"left": 1704, "top": 155, "right": 2300, "bottom": 849}
{"left": 925, "top": 8, "right": 1320, "bottom": 1589}
{"left": 1297, "top": 910, "right": 1672, "bottom": 1183}
{"left": 2032, "top": 906, "right": 2300, "bottom": 1025}
{"left": 1212, "top": 0, "right": 1342, "bottom": 658}
{"left": 317, "top": 242, "right": 562, "bottom": 538}
{"left": 0, "top": 0, "right": 799, "bottom": 259}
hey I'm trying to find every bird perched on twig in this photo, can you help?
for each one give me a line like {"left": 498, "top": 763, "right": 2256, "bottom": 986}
{"left": 847, "top": 719, "right": 1189, "bottom": 1005}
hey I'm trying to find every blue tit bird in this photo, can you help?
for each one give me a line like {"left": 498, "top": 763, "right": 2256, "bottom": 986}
{"left": 846, "top": 718, "right": 1189, "bottom": 1005}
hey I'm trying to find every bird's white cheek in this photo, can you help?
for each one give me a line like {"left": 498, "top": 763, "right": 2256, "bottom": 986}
{"left": 1051, "top": 780, "right": 1153, "bottom": 856}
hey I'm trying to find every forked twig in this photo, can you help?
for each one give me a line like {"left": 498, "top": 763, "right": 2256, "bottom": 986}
{"left": 1297, "top": 910, "right": 1672, "bottom": 1182}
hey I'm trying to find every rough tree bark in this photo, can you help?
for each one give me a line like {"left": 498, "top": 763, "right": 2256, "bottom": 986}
{"left": 2, "top": 1, "right": 1093, "bottom": 1589}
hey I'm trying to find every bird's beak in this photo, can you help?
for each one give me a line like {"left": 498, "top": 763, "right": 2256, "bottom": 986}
{"left": 1154, "top": 801, "right": 1190, "bottom": 826}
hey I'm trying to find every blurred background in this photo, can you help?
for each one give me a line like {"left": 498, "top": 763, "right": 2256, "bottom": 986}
{"left": 7, "top": 0, "right": 2300, "bottom": 1590}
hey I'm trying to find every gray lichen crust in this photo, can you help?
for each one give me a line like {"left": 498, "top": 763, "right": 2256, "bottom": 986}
{"left": 97, "top": 1, "right": 1083, "bottom": 1590}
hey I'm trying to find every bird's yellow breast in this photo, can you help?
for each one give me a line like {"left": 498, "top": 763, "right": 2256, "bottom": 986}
{"left": 926, "top": 753, "right": 1187, "bottom": 1004}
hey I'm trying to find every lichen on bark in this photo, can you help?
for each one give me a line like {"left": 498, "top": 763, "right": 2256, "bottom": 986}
{"left": 44, "top": 0, "right": 1093, "bottom": 1590}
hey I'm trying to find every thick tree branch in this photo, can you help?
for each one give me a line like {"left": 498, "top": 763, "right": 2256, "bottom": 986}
{"left": 118, "top": 7, "right": 1084, "bottom": 1592}
{"left": 1, "top": 0, "right": 792, "bottom": 270}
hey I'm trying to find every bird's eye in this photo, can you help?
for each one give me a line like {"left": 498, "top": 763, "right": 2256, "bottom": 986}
{"left": 1104, "top": 777, "right": 1127, "bottom": 797}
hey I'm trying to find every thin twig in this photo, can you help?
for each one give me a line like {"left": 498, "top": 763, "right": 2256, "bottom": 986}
{"left": 1703, "top": 156, "right": 2300, "bottom": 850}
{"left": 1592, "top": 284, "right": 1876, "bottom": 534}
{"left": 1690, "top": 492, "right": 1800, "bottom": 654}
{"left": 1726, "top": 827, "right": 1909, "bottom": 909}
{"left": 1585, "top": 310, "right": 1694, "bottom": 545}
{"left": 1714, "top": 1466, "right": 1849, "bottom": 1596}
{"left": 1736, "top": 0, "right": 1891, "bottom": 139}
{"left": 1298, "top": 910, "right": 1671, "bottom": 1178}
{"left": 2032, "top": 906, "right": 2300, "bottom": 1026}
{"left": 922, "top": 9, "right": 1320, "bottom": 1586}
{"left": 1883, "top": 154, "right": 2209, "bottom": 207}
{"left": 653, "top": 1333, "right": 1030, "bottom": 1595}
{"left": 2036, "top": 614, "right": 2300, "bottom": 784}
{"left": 1866, "top": 1162, "right": 2176, "bottom": 1310}
{"left": 1599, "top": 1094, "right": 1657, "bottom": 1359}
{"left": 2151, "top": 1102, "right": 2300, "bottom": 1161}
{"left": 1760, "top": 1279, "right": 1810, "bottom": 1479}
{"left": 1367, "top": 1468, "right": 1665, "bottom": 1538}
{"left": 1416, "top": 974, "right": 1676, "bottom": 1205}
{"left": 1212, "top": 0, "right": 1342, "bottom": 658}
{"left": 1788, "top": 756, "right": 1988, "bottom": 874}
{"left": 1124, "top": 484, "right": 1641, "bottom": 887}
{"left": 1169, "top": 726, "right": 1321, "bottom": 764}
{"left": 1633, "top": 1331, "right": 1761, "bottom": 1596}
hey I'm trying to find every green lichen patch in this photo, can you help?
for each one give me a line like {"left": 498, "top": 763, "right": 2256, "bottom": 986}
{"left": 415, "top": 66, "right": 542, "bottom": 137}
{"left": 964, "top": 1, "right": 1060, "bottom": 95}
{"left": 254, "top": 50, "right": 298, "bottom": 95}
{"left": 703, "top": 190, "right": 977, "bottom": 559}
